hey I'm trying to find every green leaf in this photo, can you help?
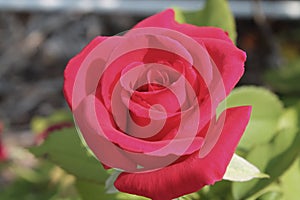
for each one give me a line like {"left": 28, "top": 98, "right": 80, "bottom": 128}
{"left": 224, "top": 155, "right": 300, "bottom": 200}
{"left": 105, "top": 170, "right": 122, "bottom": 194}
{"left": 181, "top": 192, "right": 200, "bottom": 200}
{"left": 174, "top": 0, "right": 237, "bottom": 43}
{"left": 75, "top": 179, "right": 117, "bottom": 200}
{"left": 0, "top": 178, "right": 58, "bottom": 200}
{"left": 279, "top": 156, "right": 300, "bottom": 200}
{"left": 29, "top": 127, "right": 108, "bottom": 184}
{"left": 244, "top": 184, "right": 282, "bottom": 200}
{"left": 0, "top": 161, "right": 80, "bottom": 200}
{"left": 232, "top": 108, "right": 300, "bottom": 199}
{"left": 103, "top": 170, "right": 149, "bottom": 200}
{"left": 264, "top": 58, "right": 300, "bottom": 94}
{"left": 257, "top": 191, "right": 282, "bottom": 200}
{"left": 115, "top": 193, "right": 149, "bottom": 200}
{"left": 217, "top": 86, "right": 284, "bottom": 152}
{"left": 198, "top": 181, "right": 233, "bottom": 200}
{"left": 31, "top": 110, "right": 73, "bottom": 133}
{"left": 223, "top": 154, "right": 269, "bottom": 182}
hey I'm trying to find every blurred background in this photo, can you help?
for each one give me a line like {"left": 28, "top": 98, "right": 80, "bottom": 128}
{"left": 1, "top": 0, "right": 300, "bottom": 129}
{"left": 0, "top": 0, "right": 300, "bottom": 199}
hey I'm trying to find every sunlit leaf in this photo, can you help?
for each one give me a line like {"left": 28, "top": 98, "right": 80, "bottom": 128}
{"left": 29, "top": 127, "right": 108, "bottom": 184}
{"left": 0, "top": 161, "right": 74, "bottom": 200}
{"left": 182, "top": 192, "right": 200, "bottom": 200}
{"left": 223, "top": 154, "right": 269, "bottom": 182}
{"left": 217, "top": 86, "right": 284, "bottom": 152}
{"left": 31, "top": 110, "right": 73, "bottom": 134}
{"left": 232, "top": 108, "right": 300, "bottom": 199}
{"left": 105, "top": 170, "right": 122, "bottom": 194}
{"left": 75, "top": 179, "right": 116, "bottom": 200}
{"left": 245, "top": 185, "right": 282, "bottom": 200}
{"left": 257, "top": 191, "right": 282, "bottom": 200}
{"left": 279, "top": 156, "right": 300, "bottom": 200}
{"left": 103, "top": 170, "right": 149, "bottom": 200}
{"left": 174, "top": 0, "right": 236, "bottom": 43}
{"left": 197, "top": 181, "right": 233, "bottom": 200}
{"left": 115, "top": 193, "right": 149, "bottom": 200}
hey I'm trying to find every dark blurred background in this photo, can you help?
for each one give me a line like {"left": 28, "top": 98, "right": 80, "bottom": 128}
{"left": 1, "top": 0, "right": 300, "bottom": 129}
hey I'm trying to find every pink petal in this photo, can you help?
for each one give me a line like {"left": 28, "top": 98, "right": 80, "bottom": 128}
{"left": 75, "top": 95, "right": 203, "bottom": 156}
{"left": 63, "top": 36, "right": 107, "bottom": 109}
{"left": 114, "top": 106, "right": 251, "bottom": 200}
{"left": 99, "top": 34, "right": 198, "bottom": 112}
{"left": 74, "top": 94, "right": 204, "bottom": 172}
{"left": 0, "top": 145, "right": 6, "bottom": 162}
{"left": 133, "top": 9, "right": 232, "bottom": 43}
{"left": 35, "top": 122, "right": 74, "bottom": 145}
{"left": 0, "top": 123, "right": 7, "bottom": 161}
{"left": 200, "top": 38, "right": 247, "bottom": 95}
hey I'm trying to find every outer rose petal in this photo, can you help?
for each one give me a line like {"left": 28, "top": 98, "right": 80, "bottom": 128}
{"left": 0, "top": 123, "right": 7, "bottom": 161}
{"left": 134, "top": 9, "right": 232, "bottom": 43}
{"left": 74, "top": 95, "right": 204, "bottom": 172}
{"left": 63, "top": 36, "right": 107, "bottom": 109}
{"left": 0, "top": 142, "right": 6, "bottom": 161}
{"left": 35, "top": 122, "right": 74, "bottom": 145}
{"left": 200, "top": 38, "right": 247, "bottom": 95}
{"left": 114, "top": 106, "right": 251, "bottom": 200}
{"left": 77, "top": 94, "right": 203, "bottom": 156}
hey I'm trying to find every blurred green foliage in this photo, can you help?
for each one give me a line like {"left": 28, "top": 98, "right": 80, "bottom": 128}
{"left": 265, "top": 58, "right": 300, "bottom": 95}
{"left": 0, "top": 160, "right": 79, "bottom": 200}
{"left": 174, "top": 0, "right": 236, "bottom": 43}
{"left": 30, "top": 110, "right": 73, "bottom": 134}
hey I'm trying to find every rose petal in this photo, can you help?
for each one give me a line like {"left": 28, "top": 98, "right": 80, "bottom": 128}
{"left": 63, "top": 36, "right": 107, "bottom": 109}
{"left": 75, "top": 95, "right": 203, "bottom": 156}
{"left": 0, "top": 123, "right": 7, "bottom": 161}
{"left": 0, "top": 145, "right": 6, "bottom": 162}
{"left": 124, "top": 27, "right": 213, "bottom": 92}
{"left": 100, "top": 34, "right": 194, "bottom": 112}
{"left": 200, "top": 38, "right": 247, "bottom": 96}
{"left": 114, "top": 106, "right": 251, "bottom": 200}
{"left": 73, "top": 94, "right": 205, "bottom": 172}
{"left": 191, "top": 38, "right": 247, "bottom": 137}
{"left": 35, "top": 122, "right": 74, "bottom": 145}
{"left": 133, "top": 9, "right": 232, "bottom": 43}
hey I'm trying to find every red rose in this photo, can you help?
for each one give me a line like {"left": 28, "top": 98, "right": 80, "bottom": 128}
{"left": 35, "top": 122, "right": 74, "bottom": 145}
{"left": 64, "top": 9, "right": 251, "bottom": 200}
{"left": 0, "top": 123, "right": 7, "bottom": 162}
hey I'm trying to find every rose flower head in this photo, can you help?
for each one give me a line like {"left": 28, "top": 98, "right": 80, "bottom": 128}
{"left": 64, "top": 9, "right": 251, "bottom": 200}
{"left": 0, "top": 122, "right": 7, "bottom": 162}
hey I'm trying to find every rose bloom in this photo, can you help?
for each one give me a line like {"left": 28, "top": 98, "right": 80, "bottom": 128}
{"left": 0, "top": 123, "right": 7, "bottom": 162}
{"left": 64, "top": 9, "right": 251, "bottom": 200}
{"left": 35, "top": 122, "right": 73, "bottom": 145}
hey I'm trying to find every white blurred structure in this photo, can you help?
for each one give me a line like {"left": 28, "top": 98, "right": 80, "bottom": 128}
{"left": 0, "top": 0, "right": 300, "bottom": 19}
